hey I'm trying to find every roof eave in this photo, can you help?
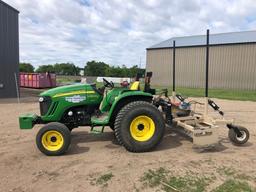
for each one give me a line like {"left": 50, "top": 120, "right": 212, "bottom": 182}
{"left": 0, "top": 0, "right": 19, "bottom": 13}
{"left": 146, "top": 41, "right": 256, "bottom": 50}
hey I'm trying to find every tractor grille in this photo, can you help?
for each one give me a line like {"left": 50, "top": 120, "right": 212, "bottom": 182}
{"left": 48, "top": 102, "right": 59, "bottom": 116}
{"left": 39, "top": 96, "right": 52, "bottom": 116}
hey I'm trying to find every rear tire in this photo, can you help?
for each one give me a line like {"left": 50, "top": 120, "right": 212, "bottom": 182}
{"left": 114, "top": 101, "right": 165, "bottom": 152}
{"left": 228, "top": 126, "right": 249, "bottom": 145}
{"left": 36, "top": 122, "right": 71, "bottom": 156}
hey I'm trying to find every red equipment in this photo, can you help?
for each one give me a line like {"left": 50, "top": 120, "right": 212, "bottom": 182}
{"left": 20, "top": 72, "right": 56, "bottom": 88}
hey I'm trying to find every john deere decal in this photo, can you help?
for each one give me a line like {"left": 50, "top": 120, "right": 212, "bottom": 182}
{"left": 65, "top": 95, "right": 86, "bottom": 103}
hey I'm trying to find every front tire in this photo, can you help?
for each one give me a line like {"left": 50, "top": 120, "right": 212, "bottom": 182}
{"left": 114, "top": 101, "right": 165, "bottom": 152}
{"left": 228, "top": 126, "right": 249, "bottom": 145}
{"left": 36, "top": 122, "right": 71, "bottom": 156}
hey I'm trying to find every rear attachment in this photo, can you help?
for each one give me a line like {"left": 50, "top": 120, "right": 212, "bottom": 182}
{"left": 173, "top": 116, "right": 218, "bottom": 148}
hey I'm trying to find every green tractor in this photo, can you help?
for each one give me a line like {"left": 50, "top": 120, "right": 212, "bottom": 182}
{"left": 19, "top": 73, "right": 168, "bottom": 155}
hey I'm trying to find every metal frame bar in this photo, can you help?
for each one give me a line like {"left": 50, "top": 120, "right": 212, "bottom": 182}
{"left": 173, "top": 40, "right": 176, "bottom": 92}
{"left": 204, "top": 29, "right": 210, "bottom": 117}
{"left": 172, "top": 40, "right": 176, "bottom": 101}
{"left": 205, "top": 29, "right": 209, "bottom": 97}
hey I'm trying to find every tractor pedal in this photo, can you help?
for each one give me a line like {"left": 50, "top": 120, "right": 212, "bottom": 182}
{"left": 90, "top": 126, "right": 105, "bottom": 134}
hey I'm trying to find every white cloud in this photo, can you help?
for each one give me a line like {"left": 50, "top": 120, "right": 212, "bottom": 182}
{"left": 4, "top": 0, "right": 256, "bottom": 68}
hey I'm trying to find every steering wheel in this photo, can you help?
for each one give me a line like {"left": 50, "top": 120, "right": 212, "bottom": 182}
{"left": 103, "top": 78, "right": 114, "bottom": 88}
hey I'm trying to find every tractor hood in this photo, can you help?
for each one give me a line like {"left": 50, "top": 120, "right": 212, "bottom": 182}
{"left": 40, "top": 83, "right": 90, "bottom": 97}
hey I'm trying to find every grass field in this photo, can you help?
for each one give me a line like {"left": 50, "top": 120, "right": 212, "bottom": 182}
{"left": 156, "top": 86, "right": 256, "bottom": 102}
{"left": 56, "top": 76, "right": 256, "bottom": 102}
{"left": 141, "top": 167, "right": 255, "bottom": 192}
{"left": 56, "top": 75, "right": 81, "bottom": 84}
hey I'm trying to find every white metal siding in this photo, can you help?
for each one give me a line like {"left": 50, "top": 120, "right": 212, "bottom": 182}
{"left": 146, "top": 44, "right": 256, "bottom": 90}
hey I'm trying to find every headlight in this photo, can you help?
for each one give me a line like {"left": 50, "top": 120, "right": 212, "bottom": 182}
{"left": 39, "top": 96, "right": 52, "bottom": 116}
{"left": 39, "top": 97, "right": 44, "bottom": 102}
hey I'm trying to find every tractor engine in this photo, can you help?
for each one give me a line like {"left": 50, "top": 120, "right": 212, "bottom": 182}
{"left": 61, "top": 105, "right": 98, "bottom": 129}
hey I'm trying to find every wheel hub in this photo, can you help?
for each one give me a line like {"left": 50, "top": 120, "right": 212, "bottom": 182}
{"left": 50, "top": 136, "right": 57, "bottom": 142}
{"left": 137, "top": 124, "right": 144, "bottom": 131}
{"left": 236, "top": 131, "right": 246, "bottom": 141}
{"left": 130, "top": 115, "right": 156, "bottom": 142}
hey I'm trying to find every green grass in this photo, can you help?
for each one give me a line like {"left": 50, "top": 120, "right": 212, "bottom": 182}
{"left": 141, "top": 168, "right": 210, "bottom": 192}
{"left": 141, "top": 168, "right": 255, "bottom": 192}
{"left": 213, "top": 179, "right": 254, "bottom": 192}
{"left": 217, "top": 166, "right": 253, "bottom": 181}
{"left": 56, "top": 75, "right": 81, "bottom": 84}
{"left": 98, "top": 82, "right": 256, "bottom": 101}
{"left": 154, "top": 86, "right": 256, "bottom": 102}
{"left": 141, "top": 167, "right": 169, "bottom": 188}
{"left": 165, "top": 176, "right": 208, "bottom": 192}
{"left": 217, "top": 167, "right": 236, "bottom": 177}
{"left": 55, "top": 75, "right": 256, "bottom": 101}
{"left": 95, "top": 172, "right": 114, "bottom": 186}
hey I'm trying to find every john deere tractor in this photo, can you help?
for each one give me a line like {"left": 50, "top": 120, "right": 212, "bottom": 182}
{"left": 19, "top": 73, "right": 168, "bottom": 155}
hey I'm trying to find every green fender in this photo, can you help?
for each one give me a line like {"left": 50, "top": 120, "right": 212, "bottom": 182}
{"left": 91, "top": 90, "right": 153, "bottom": 125}
{"left": 107, "top": 90, "right": 153, "bottom": 124}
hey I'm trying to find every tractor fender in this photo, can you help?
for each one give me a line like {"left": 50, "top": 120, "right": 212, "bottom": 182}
{"left": 108, "top": 91, "right": 153, "bottom": 125}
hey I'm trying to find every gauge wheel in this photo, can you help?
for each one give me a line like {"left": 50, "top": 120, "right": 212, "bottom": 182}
{"left": 228, "top": 126, "right": 249, "bottom": 145}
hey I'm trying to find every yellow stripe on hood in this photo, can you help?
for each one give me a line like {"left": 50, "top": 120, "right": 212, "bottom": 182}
{"left": 53, "top": 90, "right": 95, "bottom": 98}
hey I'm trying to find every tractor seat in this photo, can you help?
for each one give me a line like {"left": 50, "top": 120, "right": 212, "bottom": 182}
{"left": 130, "top": 81, "right": 140, "bottom": 90}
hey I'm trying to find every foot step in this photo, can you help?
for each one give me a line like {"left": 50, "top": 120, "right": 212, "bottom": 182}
{"left": 91, "top": 112, "right": 109, "bottom": 125}
{"left": 90, "top": 126, "right": 105, "bottom": 134}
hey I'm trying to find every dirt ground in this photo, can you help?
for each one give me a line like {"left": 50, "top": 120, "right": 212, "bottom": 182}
{"left": 0, "top": 96, "right": 255, "bottom": 192}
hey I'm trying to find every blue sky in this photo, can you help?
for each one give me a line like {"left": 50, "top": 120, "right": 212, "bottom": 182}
{"left": 5, "top": 0, "right": 256, "bottom": 68}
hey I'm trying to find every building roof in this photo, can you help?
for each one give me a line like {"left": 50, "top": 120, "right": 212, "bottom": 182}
{"left": 0, "top": 0, "right": 19, "bottom": 13}
{"left": 148, "top": 30, "right": 256, "bottom": 49}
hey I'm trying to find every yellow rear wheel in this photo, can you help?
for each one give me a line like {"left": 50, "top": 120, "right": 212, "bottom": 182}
{"left": 130, "top": 115, "right": 155, "bottom": 142}
{"left": 114, "top": 101, "right": 165, "bottom": 152}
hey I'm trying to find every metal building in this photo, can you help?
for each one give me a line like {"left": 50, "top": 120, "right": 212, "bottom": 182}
{"left": 146, "top": 31, "right": 256, "bottom": 90}
{"left": 0, "top": 0, "right": 19, "bottom": 98}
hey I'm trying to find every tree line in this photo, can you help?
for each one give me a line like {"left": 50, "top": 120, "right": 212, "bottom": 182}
{"left": 19, "top": 61, "right": 145, "bottom": 77}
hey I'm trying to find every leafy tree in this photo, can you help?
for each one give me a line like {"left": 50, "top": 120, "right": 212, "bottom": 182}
{"left": 35, "top": 63, "right": 80, "bottom": 75}
{"left": 36, "top": 65, "right": 55, "bottom": 73}
{"left": 34, "top": 60, "right": 145, "bottom": 77}
{"left": 128, "top": 65, "right": 145, "bottom": 77}
{"left": 106, "top": 66, "right": 128, "bottom": 77}
{"left": 19, "top": 63, "right": 34, "bottom": 73}
{"left": 84, "top": 61, "right": 145, "bottom": 77}
{"left": 54, "top": 63, "right": 80, "bottom": 75}
{"left": 84, "top": 61, "right": 109, "bottom": 76}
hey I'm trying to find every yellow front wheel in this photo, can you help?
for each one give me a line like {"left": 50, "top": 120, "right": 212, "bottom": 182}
{"left": 41, "top": 130, "right": 64, "bottom": 151}
{"left": 36, "top": 122, "right": 71, "bottom": 156}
